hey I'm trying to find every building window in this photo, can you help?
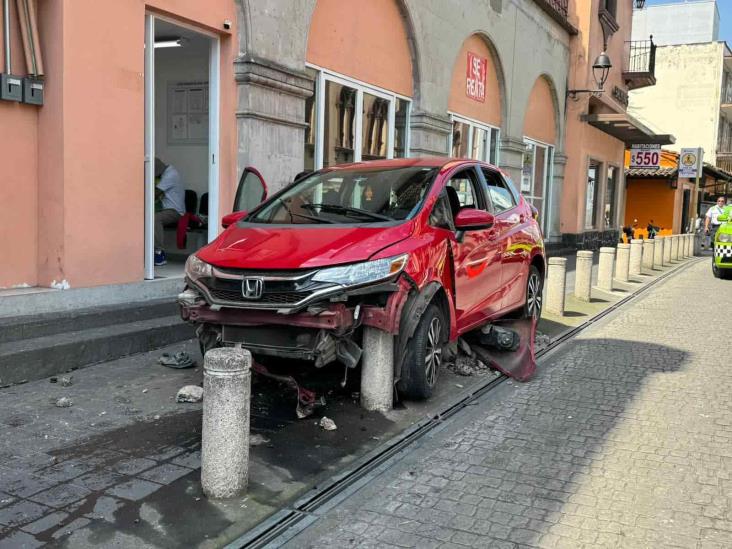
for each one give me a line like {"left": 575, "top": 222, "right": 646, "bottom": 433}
{"left": 522, "top": 139, "right": 554, "bottom": 234}
{"left": 605, "top": 165, "right": 618, "bottom": 228}
{"left": 586, "top": 161, "right": 601, "bottom": 230}
{"left": 307, "top": 67, "right": 411, "bottom": 170}
{"left": 449, "top": 114, "right": 500, "bottom": 164}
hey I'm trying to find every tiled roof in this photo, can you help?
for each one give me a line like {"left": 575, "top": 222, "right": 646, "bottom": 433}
{"left": 625, "top": 166, "right": 678, "bottom": 178}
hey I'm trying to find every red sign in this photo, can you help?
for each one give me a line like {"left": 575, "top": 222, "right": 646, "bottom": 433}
{"left": 466, "top": 52, "right": 487, "bottom": 102}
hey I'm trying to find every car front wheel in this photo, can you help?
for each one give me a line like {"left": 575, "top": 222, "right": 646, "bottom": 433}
{"left": 522, "top": 266, "right": 543, "bottom": 320}
{"left": 397, "top": 303, "right": 445, "bottom": 400}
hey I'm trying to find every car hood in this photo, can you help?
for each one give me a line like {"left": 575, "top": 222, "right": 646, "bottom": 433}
{"left": 196, "top": 221, "right": 415, "bottom": 270}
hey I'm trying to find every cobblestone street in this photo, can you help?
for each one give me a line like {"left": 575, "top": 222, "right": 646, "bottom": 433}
{"left": 285, "top": 259, "right": 732, "bottom": 549}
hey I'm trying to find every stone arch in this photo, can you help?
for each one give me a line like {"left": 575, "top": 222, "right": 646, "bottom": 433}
{"left": 447, "top": 31, "right": 508, "bottom": 132}
{"left": 522, "top": 74, "right": 562, "bottom": 150}
{"left": 304, "top": 0, "right": 420, "bottom": 98}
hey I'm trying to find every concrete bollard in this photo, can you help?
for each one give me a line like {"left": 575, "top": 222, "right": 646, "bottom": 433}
{"left": 361, "top": 327, "right": 394, "bottom": 412}
{"left": 615, "top": 243, "right": 630, "bottom": 282}
{"left": 671, "top": 235, "right": 680, "bottom": 261}
{"left": 574, "top": 250, "right": 593, "bottom": 302}
{"left": 642, "top": 239, "right": 655, "bottom": 271}
{"left": 681, "top": 234, "right": 689, "bottom": 258}
{"left": 201, "top": 347, "right": 251, "bottom": 499}
{"left": 597, "top": 247, "right": 615, "bottom": 291}
{"left": 546, "top": 257, "right": 567, "bottom": 316}
{"left": 686, "top": 234, "right": 693, "bottom": 257}
{"left": 653, "top": 236, "right": 664, "bottom": 269}
{"left": 663, "top": 234, "right": 671, "bottom": 266}
{"left": 629, "top": 239, "right": 643, "bottom": 277}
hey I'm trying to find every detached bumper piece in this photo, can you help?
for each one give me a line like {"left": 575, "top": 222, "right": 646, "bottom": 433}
{"left": 468, "top": 318, "right": 537, "bottom": 382}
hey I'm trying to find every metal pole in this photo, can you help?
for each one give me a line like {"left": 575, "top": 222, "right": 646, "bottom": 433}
{"left": 3, "top": 0, "right": 11, "bottom": 73}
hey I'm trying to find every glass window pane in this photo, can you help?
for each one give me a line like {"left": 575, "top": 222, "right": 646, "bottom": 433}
{"left": 586, "top": 162, "right": 599, "bottom": 229}
{"left": 323, "top": 81, "right": 356, "bottom": 168}
{"left": 605, "top": 166, "right": 617, "bottom": 228}
{"left": 490, "top": 128, "right": 500, "bottom": 165}
{"left": 533, "top": 145, "right": 546, "bottom": 200}
{"left": 451, "top": 121, "right": 470, "bottom": 158}
{"left": 394, "top": 98, "right": 409, "bottom": 158}
{"left": 522, "top": 143, "right": 534, "bottom": 194}
{"left": 304, "top": 76, "right": 316, "bottom": 171}
{"left": 482, "top": 168, "right": 516, "bottom": 213}
{"left": 362, "top": 93, "right": 389, "bottom": 160}
{"left": 471, "top": 127, "right": 487, "bottom": 161}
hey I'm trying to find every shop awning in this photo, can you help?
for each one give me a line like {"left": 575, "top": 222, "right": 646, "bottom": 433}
{"left": 582, "top": 113, "right": 675, "bottom": 145}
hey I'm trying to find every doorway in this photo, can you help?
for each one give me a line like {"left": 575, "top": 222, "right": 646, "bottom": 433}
{"left": 522, "top": 139, "right": 554, "bottom": 235}
{"left": 144, "top": 16, "right": 220, "bottom": 280}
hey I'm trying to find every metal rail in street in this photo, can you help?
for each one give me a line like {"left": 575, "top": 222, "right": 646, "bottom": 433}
{"left": 226, "top": 257, "right": 703, "bottom": 549}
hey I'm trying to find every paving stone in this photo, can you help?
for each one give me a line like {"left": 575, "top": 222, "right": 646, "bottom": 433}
{"left": 72, "top": 469, "right": 128, "bottom": 492}
{"left": 0, "top": 500, "right": 51, "bottom": 528}
{"left": 109, "top": 457, "right": 158, "bottom": 476}
{"left": 19, "top": 510, "right": 69, "bottom": 535}
{"left": 27, "top": 482, "right": 91, "bottom": 509}
{"left": 89, "top": 495, "right": 125, "bottom": 521}
{"left": 138, "top": 463, "right": 191, "bottom": 484}
{"left": 170, "top": 450, "right": 201, "bottom": 469}
{"left": 0, "top": 529, "right": 45, "bottom": 548}
{"left": 107, "top": 478, "right": 162, "bottom": 501}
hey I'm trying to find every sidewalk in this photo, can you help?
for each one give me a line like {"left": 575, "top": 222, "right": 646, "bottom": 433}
{"left": 282, "top": 259, "right": 732, "bottom": 549}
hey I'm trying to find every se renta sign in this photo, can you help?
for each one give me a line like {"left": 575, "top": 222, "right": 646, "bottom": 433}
{"left": 629, "top": 144, "right": 661, "bottom": 169}
{"left": 466, "top": 52, "right": 487, "bottom": 102}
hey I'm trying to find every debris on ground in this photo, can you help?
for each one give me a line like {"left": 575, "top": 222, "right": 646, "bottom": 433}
{"left": 249, "top": 433, "right": 270, "bottom": 446}
{"left": 55, "top": 397, "right": 73, "bottom": 408}
{"left": 59, "top": 376, "right": 73, "bottom": 387}
{"left": 49, "top": 376, "right": 58, "bottom": 384}
{"left": 319, "top": 416, "right": 337, "bottom": 431}
{"left": 159, "top": 351, "right": 195, "bottom": 369}
{"left": 535, "top": 331, "right": 552, "bottom": 352}
{"left": 448, "top": 354, "right": 495, "bottom": 377}
{"left": 176, "top": 385, "right": 203, "bottom": 403}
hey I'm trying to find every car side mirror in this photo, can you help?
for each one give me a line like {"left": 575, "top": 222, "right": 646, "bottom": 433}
{"left": 454, "top": 208, "right": 495, "bottom": 231}
{"left": 222, "top": 210, "right": 248, "bottom": 229}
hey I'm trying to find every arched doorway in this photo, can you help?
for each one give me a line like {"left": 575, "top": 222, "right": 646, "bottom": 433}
{"left": 305, "top": 0, "right": 415, "bottom": 169}
{"left": 447, "top": 34, "right": 503, "bottom": 164}
{"left": 522, "top": 76, "right": 558, "bottom": 234}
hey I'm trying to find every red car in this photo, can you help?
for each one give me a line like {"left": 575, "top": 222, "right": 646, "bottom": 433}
{"left": 178, "top": 158, "right": 545, "bottom": 399}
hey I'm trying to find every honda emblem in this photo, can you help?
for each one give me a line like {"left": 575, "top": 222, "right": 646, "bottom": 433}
{"left": 242, "top": 277, "right": 264, "bottom": 299}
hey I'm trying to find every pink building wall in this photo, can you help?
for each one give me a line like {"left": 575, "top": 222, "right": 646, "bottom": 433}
{"left": 2, "top": 0, "right": 237, "bottom": 289}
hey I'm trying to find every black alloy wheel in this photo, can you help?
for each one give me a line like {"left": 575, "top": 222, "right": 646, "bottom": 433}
{"left": 397, "top": 303, "right": 445, "bottom": 400}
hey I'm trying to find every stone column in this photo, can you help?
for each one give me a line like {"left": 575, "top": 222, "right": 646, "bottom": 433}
{"left": 642, "top": 239, "right": 655, "bottom": 271}
{"left": 574, "top": 251, "right": 593, "bottom": 302}
{"left": 597, "top": 247, "right": 615, "bottom": 291}
{"left": 663, "top": 235, "right": 672, "bottom": 266}
{"left": 615, "top": 243, "right": 630, "bottom": 282}
{"left": 201, "top": 347, "right": 251, "bottom": 499}
{"left": 629, "top": 239, "right": 643, "bottom": 277}
{"left": 409, "top": 111, "right": 452, "bottom": 157}
{"left": 546, "top": 257, "right": 567, "bottom": 316}
{"left": 653, "top": 236, "right": 664, "bottom": 268}
{"left": 361, "top": 327, "right": 394, "bottom": 412}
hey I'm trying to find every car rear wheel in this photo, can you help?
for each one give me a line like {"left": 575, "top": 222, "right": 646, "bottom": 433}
{"left": 397, "top": 304, "right": 445, "bottom": 400}
{"left": 521, "top": 266, "right": 543, "bottom": 320}
{"left": 713, "top": 263, "right": 722, "bottom": 278}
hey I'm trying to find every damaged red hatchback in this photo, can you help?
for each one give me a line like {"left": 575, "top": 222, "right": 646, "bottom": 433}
{"left": 178, "top": 158, "right": 545, "bottom": 399}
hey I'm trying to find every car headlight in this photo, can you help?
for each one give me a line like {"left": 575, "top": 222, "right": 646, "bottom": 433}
{"left": 312, "top": 254, "right": 408, "bottom": 287}
{"left": 718, "top": 233, "right": 732, "bottom": 243}
{"left": 185, "top": 254, "right": 212, "bottom": 282}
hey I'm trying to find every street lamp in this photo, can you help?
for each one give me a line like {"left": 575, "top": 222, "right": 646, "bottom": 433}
{"left": 567, "top": 52, "right": 613, "bottom": 100}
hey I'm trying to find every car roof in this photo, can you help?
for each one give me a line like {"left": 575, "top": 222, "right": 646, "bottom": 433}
{"left": 321, "top": 157, "right": 505, "bottom": 175}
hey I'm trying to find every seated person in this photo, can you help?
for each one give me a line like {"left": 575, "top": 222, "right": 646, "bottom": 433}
{"left": 154, "top": 158, "right": 185, "bottom": 266}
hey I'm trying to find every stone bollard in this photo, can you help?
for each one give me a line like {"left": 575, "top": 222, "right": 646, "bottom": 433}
{"left": 653, "top": 236, "right": 664, "bottom": 269}
{"left": 663, "top": 234, "right": 672, "bottom": 266}
{"left": 361, "top": 327, "right": 394, "bottom": 412}
{"left": 615, "top": 243, "right": 630, "bottom": 282}
{"left": 642, "top": 239, "right": 655, "bottom": 271}
{"left": 597, "top": 247, "right": 615, "bottom": 291}
{"left": 686, "top": 234, "right": 693, "bottom": 257}
{"left": 681, "top": 234, "right": 689, "bottom": 258}
{"left": 546, "top": 257, "right": 567, "bottom": 316}
{"left": 574, "top": 250, "right": 593, "bottom": 302}
{"left": 671, "top": 235, "right": 680, "bottom": 261}
{"left": 202, "top": 347, "right": 251, "bottom": 499}
{"left": 629, "top": 239, "right": 643, "bottom": 277}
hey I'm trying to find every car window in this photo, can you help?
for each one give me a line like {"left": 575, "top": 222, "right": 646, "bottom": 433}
{"left": 481, "top": 168, "right": 516, "bottom": 213}
{"left": 447, "top": 169, "right": 484, "bottom": 209}
{"left": 428, "top": 192, "right": 455, "bottom": 231}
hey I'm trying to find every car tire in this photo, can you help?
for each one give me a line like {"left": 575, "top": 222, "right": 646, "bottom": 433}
{"left": 713, "top": 263, "right": 722, "bottom": 278}
{"left": 521, "top": 265, "right": 544, "bottom": 320}
{"left": 397, "top": 303, "right": 445, "bottom": 400}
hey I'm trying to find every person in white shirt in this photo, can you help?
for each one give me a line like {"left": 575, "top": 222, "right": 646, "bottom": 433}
{"left": 704, "top": 196, "right": 727, "bottom": 249}
{"left": 154, "top": 158, "right": 186, "bottom": 266}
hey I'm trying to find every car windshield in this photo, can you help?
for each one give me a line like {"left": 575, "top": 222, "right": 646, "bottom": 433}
{"left": 247, "top": 166, "right": 438, "bottom": 225}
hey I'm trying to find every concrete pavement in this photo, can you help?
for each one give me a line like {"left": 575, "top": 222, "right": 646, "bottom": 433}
{"left": 283, "top": 258, "right": 732, "bottom": 549}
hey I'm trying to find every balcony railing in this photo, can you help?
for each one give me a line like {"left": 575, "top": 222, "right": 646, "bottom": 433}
{"left": 532, "top": 0, "right": 576, "bottom": 34}
{"left": 623, "top": 38, "right": 657, "bottom": 91}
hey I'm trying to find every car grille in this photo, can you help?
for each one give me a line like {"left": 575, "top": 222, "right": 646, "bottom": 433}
{"left": 208, "top": 287, "right": 307, "bottom": 305}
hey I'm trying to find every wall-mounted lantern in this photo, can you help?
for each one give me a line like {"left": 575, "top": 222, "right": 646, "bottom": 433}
{"left": 568, "top": 52, "right": 613, "bottom": 100}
